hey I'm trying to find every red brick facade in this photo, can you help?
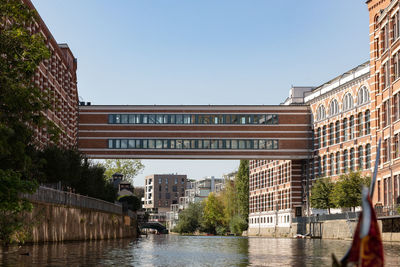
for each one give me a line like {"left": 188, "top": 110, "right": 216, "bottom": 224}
{"left": 24, "top": 0, "right": 78, "bottom": 148}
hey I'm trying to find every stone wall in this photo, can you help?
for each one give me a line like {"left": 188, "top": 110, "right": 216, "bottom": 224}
{"left": 248, "top": 217, "right": 400, "bottom": 242}
{"left": 25, "top": 202, "right": 137, "bottom": 243}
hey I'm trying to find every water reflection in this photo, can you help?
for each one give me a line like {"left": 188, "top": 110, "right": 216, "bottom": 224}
{"left": 1, "top": 235, "right": 400, "bottom": 266}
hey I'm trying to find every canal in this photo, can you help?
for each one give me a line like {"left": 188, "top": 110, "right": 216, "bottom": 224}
{"left": 1, "top": 235, "right": 400, "bottom": 266}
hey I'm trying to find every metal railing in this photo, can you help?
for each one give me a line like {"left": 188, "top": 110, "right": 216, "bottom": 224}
{"left": 375, "top": 204, "right": 400, "bottom": 218}
{"left": 292, "top": 212, "right": 360, "bottom": 224}
{"left": 21, "top": 186, "right": 123, "bottom": 215}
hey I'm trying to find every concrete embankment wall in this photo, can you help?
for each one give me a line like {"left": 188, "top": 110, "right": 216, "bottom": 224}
{"left": 25, "top": 202, "right": 137, "bottom": 243}
{"left": 248, "top": 217, "right": 400, "bottom": 242}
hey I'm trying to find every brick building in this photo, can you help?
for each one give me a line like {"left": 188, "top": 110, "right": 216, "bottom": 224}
{"left": 23, "top": 0, "right": 78, "bottom": 148}
{"left": 248, "top": 0, "right": 400, "bottom": 234}
{"left": 144, "top": 174, "right": 187, "bottom": 213}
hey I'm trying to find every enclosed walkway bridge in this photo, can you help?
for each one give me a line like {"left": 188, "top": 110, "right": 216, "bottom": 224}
{"left": 78, "top": 105, "right": 312, "bottom": 160}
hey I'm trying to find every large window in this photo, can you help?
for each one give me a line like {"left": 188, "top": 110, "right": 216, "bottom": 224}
{"left": 336, "top": 152, "right": 340, "bottom": 175}
{"left": 349, "top": 116, "right": 355, "bottom": 139}
{"left": 343, "top": 118, "right": 348, "bottom": 141}
{"left": 316, "top": 105, "right": 326, "bottom": 121}
{"left": 335, "top": 121, "right": 340, "bottom": 144}
{"left": 322, "top": 125, "right": 327, "bottom": 147}
{"left": 358, "top": 112, "right": 363, "bottom": 137}
{"left": 329, "top": 99, "right": 339, "bottom": 117}
{"left": 366, "top": 144, "right": 371, "bottom": 169}
{"left": 365, "top": 110, "right": 370, "bottom": 135}
{"left": 358, "top": 146, "right": 364, "bottom": 170}
{"left": 108, "top": 113, "right": 279, "bottom": 125}
{"left": 108, "top": 138, "right": 279, "bottom": 150}
{"left": 329, "top": 123, "right": 334, "bottom": 145}
{"left": 350, "top": 148, "right": 355, "bottom": 172}
{"left": 357, "top": 86, "right": 369, "bottom": 105}
{"left": 343, "top": 93, "right": 354, "bottom": 111}
{"left": 343, "top": 150, "right": 348, "bottom": 173}
{"left": 329, "top": 153, "right": 334, "bottom": 176}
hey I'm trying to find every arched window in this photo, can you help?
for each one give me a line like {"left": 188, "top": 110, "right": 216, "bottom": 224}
{"left": 343, "top": 93, "right": 354, "bottom": 111}
{"left": 317, "top": 105, "right": 326, "bottom": 121}
{"left": 366, "top": 144, "right": 371, "bottom": 169}
{"left": 329, "top": 99, "right": 339, "bottom": 116}
{"left": 357, "top": 86, "right": 370, "bottom": 105}
{"left": 358, "top": 146, "right": 364, "bottom": 170}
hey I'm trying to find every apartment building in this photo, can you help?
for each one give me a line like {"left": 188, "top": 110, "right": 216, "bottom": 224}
{"left": 144, "top": 174, "right": 187, "bottom": 213}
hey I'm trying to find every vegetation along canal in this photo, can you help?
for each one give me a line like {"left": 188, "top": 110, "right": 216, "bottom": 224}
{"left": 1, "top": 235, "right": 400, "bottom": 266}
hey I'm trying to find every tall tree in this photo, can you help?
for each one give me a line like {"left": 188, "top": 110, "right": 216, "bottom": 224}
{"left": 174, "top": 202, "right": 204, "bottom": 234}
{"left": 235, "top": 160, "right": 249, "bottom": 227}
{"left": 331, "top": 172, "right": 370, "bottom": 211}
{"left": 102, "top": 159, "right": 144, "bottom": 184}
{"left": 201, "top": 193, "right": 226, "bottom": 234}
{"left": 0, "top": 0, "right": 57, "bottom": 177}
{"left": 310, "top": 177, "right": 335, "bottom": 214}
{"left": 0, "top": 0, "right": 56, "bottom": 244}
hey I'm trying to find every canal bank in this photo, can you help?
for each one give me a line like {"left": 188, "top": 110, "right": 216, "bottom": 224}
{"left": 19, "top": 186, "right": 137, "bottom": 243}
{"left": 247, "top": 215, "right": 400, "bottom": 242}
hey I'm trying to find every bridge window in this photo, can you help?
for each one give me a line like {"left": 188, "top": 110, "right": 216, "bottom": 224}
{"left": 107, "top": 113, "right": 279, "bottom": 125}
{"left": 108, "top": 138, "right": 279, "bottom": 150}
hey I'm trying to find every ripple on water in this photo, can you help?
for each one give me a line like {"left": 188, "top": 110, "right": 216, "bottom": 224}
{"left": 1, "top": 235, "right": 400, "bottom": 266}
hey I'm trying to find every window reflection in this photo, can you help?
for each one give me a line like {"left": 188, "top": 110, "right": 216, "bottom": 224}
{"left": 108, "top": 138, "right": 279, "bottom": 150}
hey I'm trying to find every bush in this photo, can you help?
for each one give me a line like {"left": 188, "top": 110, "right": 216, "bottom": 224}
{"left": 118, "top": 195, "right": 141, "bottom": 211}
{"left": 229, "top": 214, "right": 247, "bottom": 236}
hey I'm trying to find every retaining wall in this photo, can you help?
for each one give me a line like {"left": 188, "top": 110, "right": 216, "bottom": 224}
{"left": 25, "top": 202, "right": 137, "bottom": 243}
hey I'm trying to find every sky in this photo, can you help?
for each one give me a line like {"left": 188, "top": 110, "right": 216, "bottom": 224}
{"left": 31, "top": 0, "right": 370, "bottom": 186}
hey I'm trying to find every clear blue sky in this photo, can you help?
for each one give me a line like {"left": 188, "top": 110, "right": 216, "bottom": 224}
{"left": 32, "top": 0, "right": 370, "bottom": 186}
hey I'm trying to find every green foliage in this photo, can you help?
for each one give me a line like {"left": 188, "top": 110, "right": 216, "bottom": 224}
{"left": 221, "top": 179, "right": 237, "bottom": 223}
{"left": 310, "top": 177, "right": 335, "bottom": 213}
{"left": 201, "top": 193, "right": 226, "bottom": 234}
{"left": 102, "top": 159, "right": 144, "bottom": 184}
{"left": 174, "top": 202, "right": 204, "bottom": 234}
{"left": 118, "top": 195, "right": 141, "bottom": 211}
{"left": 235, "top": 160, "right": 249, "bottom": 227}
{"left": 0, "top": 0, "right": 58, "bottom": 177}
{"left": 331, "top": 172, "right": 371, "bottom": 210}
{"left": 0, "top": 169, "right": 38, "bottom": 244}
{"left": 229, "top": 214, "right": 248, "bottom": 236}
{"left": 38, "top": 146, "right": 117, "bottom": 202}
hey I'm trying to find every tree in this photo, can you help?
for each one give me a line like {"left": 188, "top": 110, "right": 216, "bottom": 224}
{"left": 0, "top": 0, "right": 57, "bottom": 245}
{"left": 221, "top": 178, "right": 236, "bottom": 223}
{"left": 174, "top": 202, "right": 203, "bottom": 234}
{"left": 201, "top": 193, "right": 226, "bottom": 234}
{"left": 102, "top": 159, "right": 144, "bottom": 184}
{"left": 310, "top": 177, "right": 335, "bottom": 214}
{"left": 0, "top": 0, "right": 58, "bottom": 178}
{"left": 235, "top": 160, "right": 249, "bottom": 230}
{"left": 331, "top": 172, "right": 371, "bottom": 211}
{"left": 0, "top": 169, "right": 37, "bottom": 244}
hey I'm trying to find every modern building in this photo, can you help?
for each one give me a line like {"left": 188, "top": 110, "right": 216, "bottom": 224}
{"left": 166, "top": 176, "right": 229, "bottom": 230}
{"left": 144, "top": 174, "right": 187, "bottom": 213}
{"left": 23, "top": 0, "right": 79, "bottom": 148}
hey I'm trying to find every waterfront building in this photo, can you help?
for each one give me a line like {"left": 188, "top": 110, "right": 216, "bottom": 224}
{"left": 23, "top": 0, "right": 79, "bottom": 148}
{"left": 144, "top": 174, "right": 187, "bottom": 213}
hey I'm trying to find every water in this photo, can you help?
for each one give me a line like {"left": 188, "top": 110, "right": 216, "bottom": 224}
{"left": 1, "top": 235, "right": 400, "bottom": 266}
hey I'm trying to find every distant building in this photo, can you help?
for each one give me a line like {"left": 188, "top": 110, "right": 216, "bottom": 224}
{"left": 109, "top": 173, "right": 134, "bottom": 197}
{"left": 144, "top": 174, "right": 187, "bottom": 213}
{"left": 166, "top": 176, "right": 228, "bottom": 230}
